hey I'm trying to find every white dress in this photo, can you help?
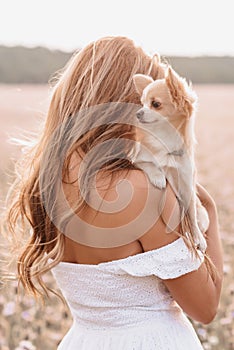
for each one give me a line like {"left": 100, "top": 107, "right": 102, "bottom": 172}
{"left": 51, "top": 237, "right": 205, "bottom": 349}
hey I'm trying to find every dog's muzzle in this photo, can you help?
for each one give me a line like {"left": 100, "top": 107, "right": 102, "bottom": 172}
{"left": 136, "top": 109, "right": 144, "bottom": 120}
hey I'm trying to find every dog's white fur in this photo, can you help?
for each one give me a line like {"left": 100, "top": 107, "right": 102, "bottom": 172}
{"left": 132, "top": 65, "right": 209, "bottom": 252}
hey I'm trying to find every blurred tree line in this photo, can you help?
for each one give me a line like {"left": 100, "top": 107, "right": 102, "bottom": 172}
{"left": 0, "top": 45, "right": 234, "bottom": 84}
{"left": 0, "top": 46, "right": 71, "bottom": 84}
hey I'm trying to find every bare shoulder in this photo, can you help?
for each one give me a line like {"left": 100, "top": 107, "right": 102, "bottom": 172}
{"left": 116, "top": 168, "right": 153, "bottom": 188}
{"left": 137, "top": 185, "right": 181, "bottom": 251}
{"left": 111, "top": 169, "right": 181, "bottom": 251}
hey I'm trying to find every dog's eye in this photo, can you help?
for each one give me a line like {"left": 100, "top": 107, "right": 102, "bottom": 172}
{"left": 151, "top": 101, "right": 161, "bottom": 108}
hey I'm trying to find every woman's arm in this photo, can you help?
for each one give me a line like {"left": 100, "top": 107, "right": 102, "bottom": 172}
{"left": 196, "top": 182, "right": 223, "bottom": 280}
{"left": 163, "top": 183, "right": 223, "bottom": 324}
{"left": 137, "top": 178, "right": 223, "bottom": 325}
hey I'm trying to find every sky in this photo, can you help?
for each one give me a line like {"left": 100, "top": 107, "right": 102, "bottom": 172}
{"left": 1, "top": 0, "right": 233, "bottom": 56}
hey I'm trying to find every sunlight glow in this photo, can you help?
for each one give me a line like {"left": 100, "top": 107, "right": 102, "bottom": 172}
{"left": 1, "top": 0, "right": 233, "bottom": 55}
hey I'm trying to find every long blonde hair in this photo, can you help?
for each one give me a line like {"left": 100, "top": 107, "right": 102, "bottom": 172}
{"left": 3, "top": 36, "right": 165, "bottom": 299}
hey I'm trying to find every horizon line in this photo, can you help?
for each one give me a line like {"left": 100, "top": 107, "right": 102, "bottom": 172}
{"left": 1, "top": 43, "right": 234, "bottom": 58}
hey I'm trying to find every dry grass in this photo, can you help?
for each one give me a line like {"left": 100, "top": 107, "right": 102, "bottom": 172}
{"left": 0, "top": 84, "right": 233, "bottom": 349}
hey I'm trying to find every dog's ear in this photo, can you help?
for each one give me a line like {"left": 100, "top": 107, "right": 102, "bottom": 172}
{"left": 166, "top": 66, "right": 197, "bottom": 118}
{"left": 166, "top": 66, "right": 185, "bottom": 99}
{"left": 133, "top": 74, "right": 154, "bottom": 96}
{"left": 153, "top": 53, "right": 161, "bottom": 65}
{"left": 152, "top": 53, "right": 166, "bottom": 79}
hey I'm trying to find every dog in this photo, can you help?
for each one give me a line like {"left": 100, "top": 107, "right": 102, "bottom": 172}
{"left": 132, "top": 66, "right": 209, "bottom": 253}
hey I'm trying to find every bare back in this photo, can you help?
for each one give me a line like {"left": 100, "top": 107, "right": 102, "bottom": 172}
{"left": 61, "top": 152, "right": 180, "bottom": 265}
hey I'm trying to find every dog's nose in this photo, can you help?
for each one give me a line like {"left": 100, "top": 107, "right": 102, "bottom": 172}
{"left": 136, "top": 109, "right": 144, "bottom": 119}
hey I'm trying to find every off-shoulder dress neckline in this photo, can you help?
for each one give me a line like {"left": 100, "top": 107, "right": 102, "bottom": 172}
{"left": 49, "top": 237, "right": 184, "bottom": 268}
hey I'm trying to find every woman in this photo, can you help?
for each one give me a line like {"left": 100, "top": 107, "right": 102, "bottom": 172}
{"left": 5, "top": 36, "right": 223, "bottom": 349}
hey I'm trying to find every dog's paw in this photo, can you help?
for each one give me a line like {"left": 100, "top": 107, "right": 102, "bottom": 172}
{"left": 194, "top": 229, "right": 207, "bottom": 253}
{"left": 196, "top": 237, "right": 207, "bottom": 254}
{"left": 148, "top": 174, "right": 166, "bottom": 189}
{"left": 197, "top": 206, "right": 210, "bottom": 233}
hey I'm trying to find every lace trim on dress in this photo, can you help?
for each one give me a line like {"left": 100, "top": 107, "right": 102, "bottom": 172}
{"left": 99, "top": 236, "right": 204, "bottom": 279}
{"left": 51, "top": 237, "right": 204, "bottom": 280}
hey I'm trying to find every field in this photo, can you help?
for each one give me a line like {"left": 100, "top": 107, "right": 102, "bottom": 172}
{"left": 0, "top": 84, "right": 233, "bottom": 350}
